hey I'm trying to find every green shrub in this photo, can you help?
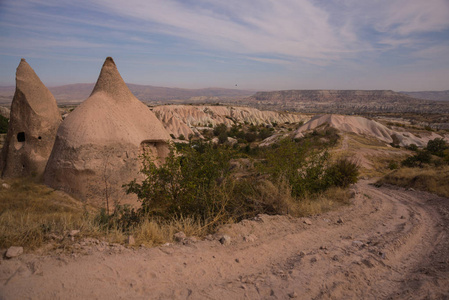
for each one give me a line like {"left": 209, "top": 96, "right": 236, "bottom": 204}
{"left": 213, "top": 123, "right": 227, "bottom": 137}
{"left": 259, "top": 139, "right": 330, "bottom": 197}
{"left": 258, "top": 127, "right": 272, "bottom": 140}
{"left": 427, "top": 138, "right": 448, "bottom": 157}
{"left": 388, "top": 161, "right": 399, "bottom": 170}
{"left": 125, "top": 137, "right": 358, "bottom": 229}
{"left": 218, "top": 131, "right": 228, "bottom": 144}
{"left": 401, "top": 150, "right": 432, "bottom": 167}
{"left": 244, "top": 132, "right": 257, "bottom": 143}
{"left": 125, "top": 142, "right": 233, "bottom": 221}
{"left": 324, "top": 158, "right": 359, "bottom": 188}
{"left": 0, "top": 115, "right": 8, "bottom": 134}
{"left": 406, "top": 144, "right": 418, "bottom": 151}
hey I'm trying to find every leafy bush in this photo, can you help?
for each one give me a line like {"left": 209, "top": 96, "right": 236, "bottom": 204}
{"left": 401, "top": 150, "right": 432, "bottom": 167}
{"left": 0, "top": 115, "right": 8, "bottom": 134}
{"left": 218, "top": 131, "right": 228, "bottom": 144}
{"left": 125, "top": 142, "right": 233, "bottom": 221}
{"left": 258, "top": 127, "right": 273, "bottom": 140}
{"left": 406, "top": 144, "right": 418, "bottom": 151}
{"left": 213, "top": 123, "right": 227, "bottom": 137}
{"left": 259, "top": 139, "right": 329, "bottom": 197}
{"left": 324, "top": 158, "right": 359, "bottom": 188}
{"left": 388, "top": 161, "right": 399, "bottom": 170}
{"left": 125, "top": 137, "right": 359, "bottom": 232}
{"left": 426, "top": 138, "right": 448, "bottom": 157}
{"left": 244, "top": 132, "right": 257, "bottom": 143}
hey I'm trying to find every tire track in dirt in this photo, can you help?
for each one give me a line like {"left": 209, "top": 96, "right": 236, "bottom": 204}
{"left": 0, "top": 180, "right": 448, "bottom": 299}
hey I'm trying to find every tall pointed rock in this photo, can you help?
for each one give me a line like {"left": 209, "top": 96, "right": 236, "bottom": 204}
{"left": 0, "top": 59, "right": 61, "bottom": 178}
{"left": 44, "top": 57, "right": 171, "bottom": 208}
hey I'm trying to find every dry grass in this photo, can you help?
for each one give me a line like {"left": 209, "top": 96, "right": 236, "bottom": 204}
{"left": 0, "top": 178, "right": 98, "bottom": 250}
{"left": 296, "top": 187, "right": 351, "bottom": 217}
{"left": 132, "top": 216, "right": 207, "bottom": 247}
{"left": 0, "top": 176, "right": 354, "bottom": 252}
{"left": 331, "top": 133, "right": 410, "bottom": 178}
{"left": 377, "top": 166, "right": 449, "bottom": 197}
{"left": 0, "top": 178, "right": 211, "bottom": 251}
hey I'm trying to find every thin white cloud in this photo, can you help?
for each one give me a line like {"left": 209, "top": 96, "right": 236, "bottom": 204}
{"left": 84, "top": 0, "right": 351, "bottom": 64}
{"left": 4, "top": 0, "right": 448, "bottom": 64}
{"left": 375, "top": 0, "right": 449, "bottom": 36}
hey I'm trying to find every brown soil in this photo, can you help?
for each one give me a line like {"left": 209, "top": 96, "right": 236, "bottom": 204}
{"left": 1, "top": 180, "right": 448, "bottom": 299}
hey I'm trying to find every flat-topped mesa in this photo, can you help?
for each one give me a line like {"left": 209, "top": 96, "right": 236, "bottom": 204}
{"left": 0, "top": 59, "right": 61, "bottom": 178}
{"left": 44, "top": 57, "right": 171, "bottom": 208}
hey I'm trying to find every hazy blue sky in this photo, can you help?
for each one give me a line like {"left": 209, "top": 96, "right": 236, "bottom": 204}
{"left": 0, "top": 0, "right": 448, "bottom": 91}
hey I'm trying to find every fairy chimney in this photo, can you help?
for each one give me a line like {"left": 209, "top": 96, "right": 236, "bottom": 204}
{"left": 44, "top": 57, "right": 171, "bottom": 208}
{"left": 0, "top": 59, "right": 61, "bottom": 178}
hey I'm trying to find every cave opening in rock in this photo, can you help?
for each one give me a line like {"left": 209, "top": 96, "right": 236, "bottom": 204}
{"left": 17, "top": 132, "right": 25, "bottom": 142}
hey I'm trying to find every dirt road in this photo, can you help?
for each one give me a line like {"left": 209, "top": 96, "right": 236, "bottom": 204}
{"left": 1, "top": 180, "right": 448, "bottom": 299}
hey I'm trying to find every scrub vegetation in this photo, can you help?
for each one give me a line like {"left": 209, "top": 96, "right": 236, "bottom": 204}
{"left": 0, "top": 124, "right": 359, "bottom": 250}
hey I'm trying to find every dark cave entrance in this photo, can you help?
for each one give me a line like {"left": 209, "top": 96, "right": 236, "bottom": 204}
{"left": 17, "top": 132, "right": 25, "bottom": 142}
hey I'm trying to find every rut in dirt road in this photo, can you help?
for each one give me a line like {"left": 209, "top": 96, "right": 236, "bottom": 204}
{"left": 1, "top": 180, "right": 448, "bottom": 299}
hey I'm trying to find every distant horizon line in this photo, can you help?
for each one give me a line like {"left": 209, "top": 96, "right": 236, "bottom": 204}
{"left": 0, "top": 83, "right": 447, "bottom": 93}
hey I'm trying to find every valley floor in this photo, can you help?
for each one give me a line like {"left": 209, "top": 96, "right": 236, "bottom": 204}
{"left": 1, "top": 180, "right": 448, "bottom": 299}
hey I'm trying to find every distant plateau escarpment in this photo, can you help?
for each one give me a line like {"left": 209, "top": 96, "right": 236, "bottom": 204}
{"left": 239, "top": 90, "right": 449, "bottom": 114}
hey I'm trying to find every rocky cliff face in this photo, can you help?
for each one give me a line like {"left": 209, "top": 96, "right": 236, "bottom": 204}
{"left": 400, "top": 90, "right": 449, "bottom": 102}
{"left": 250, "top": 90, "right": 399, "bottom": 102}
{"left": 152, "top": 105, "right": 308, "bottom": 139}
{"left": 241, "top": 90, "right": 449, "bottom": 114}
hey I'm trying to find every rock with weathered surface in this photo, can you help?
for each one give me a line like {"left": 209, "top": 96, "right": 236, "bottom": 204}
{"left": 0, "top": 59, "right": 61, "bottom": 178}
{"left": 295, "top": 114, "right": 447, "bottom": 147}
{"left": 44, "top": 57, "right": 171, "bottom": 208}
{"left": 173, "top": 232, "right": 186, "bottom": 242}
{"left": 5, "top": 246, "right": 23, "bottom": 258}
{"left": 152, "top": 105, "right": 308, "bottom": 139}
{"left": 219, "top": 235, "right": 231, "bottom": 245}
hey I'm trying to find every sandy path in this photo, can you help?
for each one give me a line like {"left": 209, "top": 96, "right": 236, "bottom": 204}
{"left": 1, "top": 181, "right": 448, "bottom": 299}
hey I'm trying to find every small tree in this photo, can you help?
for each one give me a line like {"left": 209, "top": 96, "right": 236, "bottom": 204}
{"left": 427, "top": 138, "right": 448, "bottom": 157}
{"left": 213, "top": 123, "right": 227, "bottom": 137}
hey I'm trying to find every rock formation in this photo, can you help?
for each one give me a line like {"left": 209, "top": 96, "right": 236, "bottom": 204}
{"left": 0, "top": 59, "right": 61, "bottom": 178}
{"left": 44, "top": 57, "right": 171, "bottom": 208}
{"left": 153, "top": 105, "right": 308, "bottom": 139}
{"left": 0, "top": 106, "right": 10, "bottom": 119}
{"left": 295, "top": 114, "right": 445, "bottom": 147}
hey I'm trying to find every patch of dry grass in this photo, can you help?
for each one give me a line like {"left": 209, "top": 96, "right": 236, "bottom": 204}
{"left": 0, "top": 178, "right": 213, "bottom": 251}
{"left": 296, "top": 187, "right": 351, "bottom": 217}
{"left": 377, "top": 166, "right": 449, "bottom": 197}
{"left": 0, "top": 178, "right": 98, "bottom": 250}
{"left": 0, "top": 176, "right": 355, "bottom": 252}
{"left": 331, "top": 133, "right": 410, "bottom": 178}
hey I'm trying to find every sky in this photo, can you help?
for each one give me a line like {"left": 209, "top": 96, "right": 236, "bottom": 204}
{"left": 0, "top": 0, "right": 449, "bottom": 91}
